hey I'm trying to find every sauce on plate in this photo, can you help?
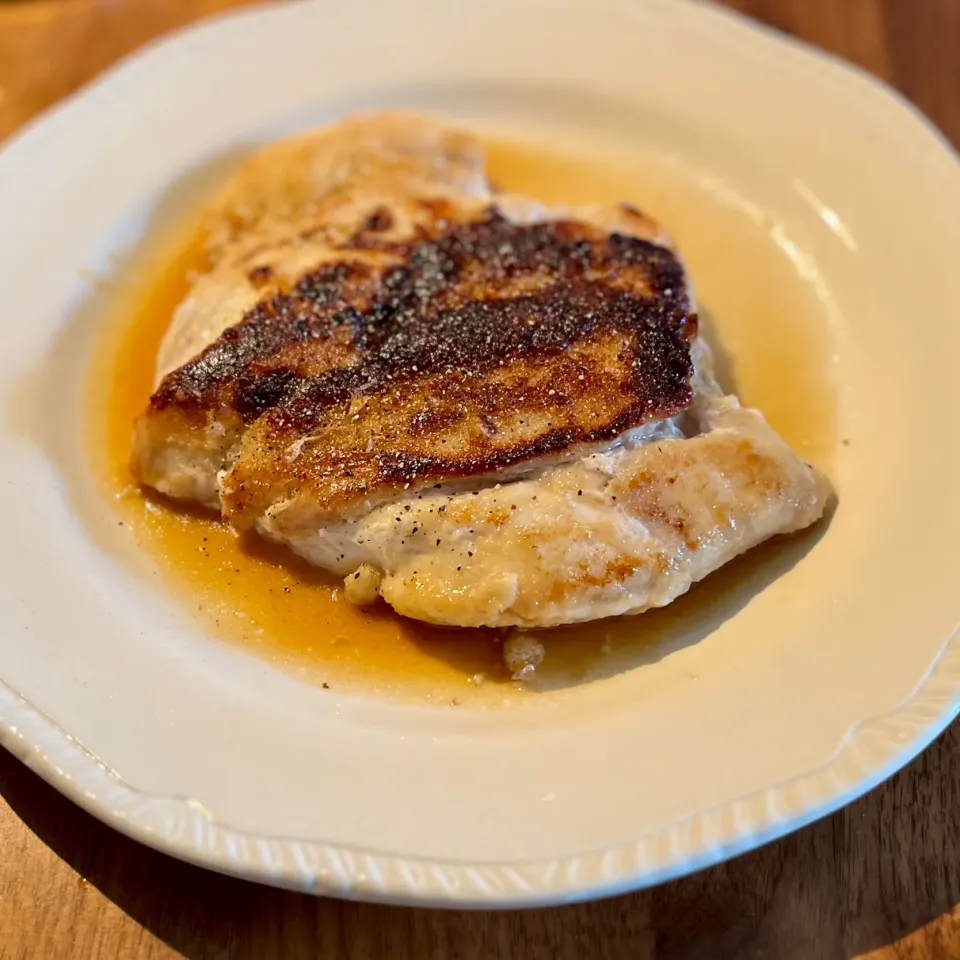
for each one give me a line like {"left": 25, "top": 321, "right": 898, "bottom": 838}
{"left": 85, "top": 137, "right": 838, "bottom": 703}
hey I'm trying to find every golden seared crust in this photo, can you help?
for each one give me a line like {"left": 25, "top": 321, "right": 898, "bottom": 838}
{"left": 147, "top": 210, "right": 697, "bottom": 525}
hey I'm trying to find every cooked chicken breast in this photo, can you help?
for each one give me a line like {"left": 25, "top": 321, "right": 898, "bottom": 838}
{"left": 132, "top": 113, "right": 831, "bottom": 631}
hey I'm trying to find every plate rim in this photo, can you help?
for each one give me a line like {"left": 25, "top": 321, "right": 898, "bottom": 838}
{"left": 2, "top": 0, "right": 960, "bottom": 906}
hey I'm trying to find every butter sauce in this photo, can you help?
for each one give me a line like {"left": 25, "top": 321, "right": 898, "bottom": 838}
{"left": 85, "top": 137, "right": 837, "bottom": 703}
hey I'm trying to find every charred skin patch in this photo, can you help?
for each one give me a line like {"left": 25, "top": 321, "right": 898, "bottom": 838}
{"left": 363, "top": 206, "right": 395, "bottom": 232}
{"left": 246, "top": 264, "right": 275, "bottom": 288}
{"left": 146, "top": 211, "right": 698, "bottom": 522}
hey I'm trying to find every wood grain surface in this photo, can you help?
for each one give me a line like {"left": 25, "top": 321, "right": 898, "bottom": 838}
{"left": 1, "top": 1, "right": 958, "bottom": 957}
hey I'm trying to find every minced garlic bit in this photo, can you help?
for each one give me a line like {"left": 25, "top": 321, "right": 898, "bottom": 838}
{"left": 502, "top": 632, "right": 545, "bottom": 681}
{"left": 343, "top": 563, "right": 383, "bottom": 606}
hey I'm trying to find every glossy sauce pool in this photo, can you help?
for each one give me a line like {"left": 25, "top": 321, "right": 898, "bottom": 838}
{"left": 85, "top": 137, "right": 838, "bottom": 704}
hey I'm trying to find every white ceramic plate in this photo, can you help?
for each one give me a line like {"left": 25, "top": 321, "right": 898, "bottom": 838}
{"left": 0, "top": 0, "right": 958, "bottom": 907}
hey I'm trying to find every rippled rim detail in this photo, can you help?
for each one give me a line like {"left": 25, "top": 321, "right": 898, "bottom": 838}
{"left": 1, "top": 0, "right": 959, "bottom": 906}
{"left": 2, "top": 622, "right": 959, "bottom": 906}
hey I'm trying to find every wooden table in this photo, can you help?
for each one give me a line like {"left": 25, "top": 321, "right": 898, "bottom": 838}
{"left": 1, "top": 1, "right": 958, "bottom": 956}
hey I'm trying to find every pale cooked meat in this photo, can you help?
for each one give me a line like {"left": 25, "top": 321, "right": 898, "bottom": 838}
{"left": 132, "top": 112, "right": 831, "bottom": 631}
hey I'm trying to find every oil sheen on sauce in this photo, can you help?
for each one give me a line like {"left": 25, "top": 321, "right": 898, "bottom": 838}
{"left": 86, "top": 137, "right": 838, "bottom": 704}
